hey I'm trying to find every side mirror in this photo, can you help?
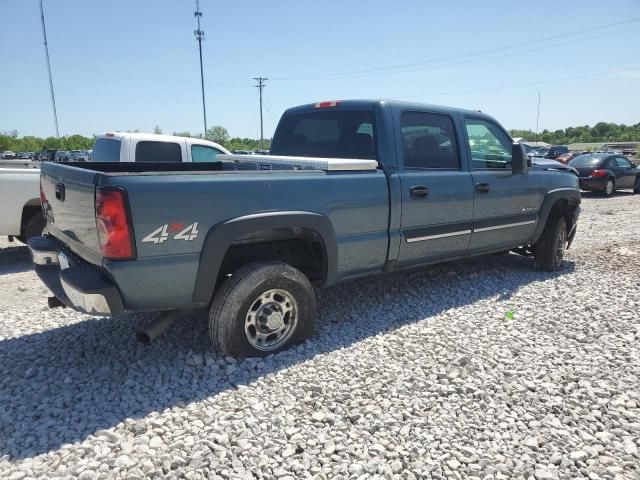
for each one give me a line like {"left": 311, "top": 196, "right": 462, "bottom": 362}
{"left": 512, "top": 143, "right": 527, "bottom": 174}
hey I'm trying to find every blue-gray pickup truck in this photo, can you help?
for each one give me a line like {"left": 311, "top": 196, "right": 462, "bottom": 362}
{"left": 29, "top": 100, "right": 581, "bottom": 356}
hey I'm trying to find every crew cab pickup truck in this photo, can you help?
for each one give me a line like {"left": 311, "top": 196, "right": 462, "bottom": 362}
{"left": 29, "top": 100, "right": 581, "bottom": 356}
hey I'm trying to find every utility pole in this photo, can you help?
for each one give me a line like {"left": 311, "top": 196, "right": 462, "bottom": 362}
{"left": 194, "top": 0, "right": 207, "bottom": 136}
{"left": 253, "top": 77, "right": 267, "bottom": 149}
{"left": 39, "top": 0, "right": 59, "bottom": 138}
{"left": 535, "top": 91, "right": 541, "bottom": 144}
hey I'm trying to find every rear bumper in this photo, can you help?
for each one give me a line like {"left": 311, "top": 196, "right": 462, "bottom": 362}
{"left": 28, "top": 236, "right": 124, "bottom": 316}
{"left": 578, "top": 177, "right": 606, "bottom": 191}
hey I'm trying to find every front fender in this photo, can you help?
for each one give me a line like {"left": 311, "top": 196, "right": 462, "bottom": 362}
{"left": 530, "top": 188, "right": 581, "bottom": 245}
{"left": 192, "top": 211, "right": 337, "bottom": 305}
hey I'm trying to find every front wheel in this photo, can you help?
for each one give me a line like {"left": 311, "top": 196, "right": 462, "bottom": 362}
{"left": 533, "top": 215, "right": 567, "bottom": 272}
{"left": 208, "top": 261, "right": 316, "bottom": 357}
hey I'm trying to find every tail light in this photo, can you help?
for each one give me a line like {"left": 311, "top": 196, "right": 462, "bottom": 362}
{"left": 591, "top": 169, "right": 606, "bottom": 177}
{"left": 95, "top": 187, "right": 135, "bottom": 259}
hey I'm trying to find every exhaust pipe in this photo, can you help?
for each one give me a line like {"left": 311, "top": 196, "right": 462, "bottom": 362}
{"left": 136, "top": 310, "right": 187, "bottom": 345}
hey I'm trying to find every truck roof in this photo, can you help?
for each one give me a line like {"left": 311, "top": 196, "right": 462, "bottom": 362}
{"left": 97, "top": 132, "right": 231, "bottom": 154}
{"left": 284, "top": 99, "right": 497, "bottom": 122}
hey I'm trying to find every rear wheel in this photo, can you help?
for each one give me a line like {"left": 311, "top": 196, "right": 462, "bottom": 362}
{"left": 602, "top": 178, "right": 615, "bottom": 197}
{"left": 533, "top": 215, "right": 567, "bottom": 272}
{"left": 208, "top": 261, "right": 316, "bottom": 357}
{"left": 634, "top": 176, "right": 640, "bottom": 194}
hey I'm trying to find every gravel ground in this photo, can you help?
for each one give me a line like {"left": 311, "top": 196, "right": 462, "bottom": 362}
{"left": 0, "top": 192, "right": 638, "bottom": 480}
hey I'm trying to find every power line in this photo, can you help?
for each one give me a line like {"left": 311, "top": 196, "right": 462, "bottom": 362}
{"left": 270, "top": 18, "right": 640, "bottom": 81}
{"left": 399, "top": 67, "right": 640, "bottom": 99}
{"left": 194, "top": 0, "right": 207, "bottom": 135}
{"left": 39, "top": 0, "right": 59, "bottom": 137}
{"left": 253, "top": 77, "right": 267, "bottom": 149}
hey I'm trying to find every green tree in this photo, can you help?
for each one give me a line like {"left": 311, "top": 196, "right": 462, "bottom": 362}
{"left": 205, "top": 126, "right": 230, "bottom": 144}
{"left": 173, "top": 131, "right": 193, "bottom": 138}
{"left": 153, "top": 125, "right": 162, "bottom": 135}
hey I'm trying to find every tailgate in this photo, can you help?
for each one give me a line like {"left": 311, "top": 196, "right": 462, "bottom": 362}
{"left": 40, "top": 162, "right": 102, "bottom": 263}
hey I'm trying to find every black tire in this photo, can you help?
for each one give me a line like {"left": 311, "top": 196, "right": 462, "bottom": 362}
{"left": 634, "top": 176, "right": 640, "bottom": 194}
{"left": 16, "top": 213, "right": 46, "bottom": 244}
{"left": 602, "top": 177, "right": 615, "bottom": 197}
{"left": 533, "top": 215, "right": 567, "bottom": 272}
{"left": 208, "top": 261, "right": 316, "bottom": 357}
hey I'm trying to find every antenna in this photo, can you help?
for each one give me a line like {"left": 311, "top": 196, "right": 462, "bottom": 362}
{"left": 535, "top": 91, "right": 541, "bottom": 144}
{"left": 253, "top": 77, "right": 267, "bottom": 149}
{"left": 194, "top": 0, "right": 207, "bottom": 135}
{"left": 39, "top": 0, "right": 59, "bottom": 137}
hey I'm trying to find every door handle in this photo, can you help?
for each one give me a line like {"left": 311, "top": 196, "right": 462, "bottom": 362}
{"left": 409, "top": 185, "right": 429, "bottom": 198}
{"left": 475, "top": 182, "right": 490, "bottom": 193}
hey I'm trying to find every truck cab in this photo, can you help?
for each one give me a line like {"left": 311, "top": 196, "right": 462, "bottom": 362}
{"left": 91, "top": 132, "right": 231, "bottom": 163}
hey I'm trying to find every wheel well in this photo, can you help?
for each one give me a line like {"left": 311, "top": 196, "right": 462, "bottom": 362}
{"left": 20, "top": 202, "right": 42, "bottom": 234}
{"left": 217, "top": 227, "right": 327, "bottom": 286}
{"left": 548, "top": 199, "right": 577, "bottom": 235}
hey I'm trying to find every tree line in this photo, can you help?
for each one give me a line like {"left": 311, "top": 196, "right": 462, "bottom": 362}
{"left": 4, "top": 121, "right": 638, "bottom": 154}
{"left": 509, "top": 122, "right": 640, "bottom": 145}
{"left": 0, "top": 125, "right": 271, "bottom": 153}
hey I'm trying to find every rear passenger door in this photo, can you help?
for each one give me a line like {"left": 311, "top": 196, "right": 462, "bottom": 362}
{"left": 463, "top": 116, "right": 542, "bottom": 253}
{"left": 396, "top": 110, "right": 474, "bottom": 267}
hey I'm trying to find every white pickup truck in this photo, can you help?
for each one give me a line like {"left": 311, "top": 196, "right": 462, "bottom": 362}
{"left": 0, "top": 167, "right": 44, "bottom": 243}
{"left": 1, "top": 133, "right": 231, "bottom": 243}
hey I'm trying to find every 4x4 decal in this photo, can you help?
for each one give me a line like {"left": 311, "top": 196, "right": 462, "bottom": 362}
{"left": 142, "top": 223, "right": 199, "bottom": 244}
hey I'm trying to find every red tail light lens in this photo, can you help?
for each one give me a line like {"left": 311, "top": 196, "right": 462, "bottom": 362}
{"left": 95, "top": 187, "right": 135, "bottom": 259}
{"left": 591, "top": 169, "right": 606, "bottom": 177}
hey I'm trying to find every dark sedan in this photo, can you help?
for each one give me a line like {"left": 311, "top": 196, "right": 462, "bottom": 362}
{"left": 569, "top": 153, "right": 640, "bottom": 196}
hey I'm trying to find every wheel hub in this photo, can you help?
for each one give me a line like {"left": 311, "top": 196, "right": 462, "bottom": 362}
{"left": 245, "top": 289, "right": 298, "bottom": 351}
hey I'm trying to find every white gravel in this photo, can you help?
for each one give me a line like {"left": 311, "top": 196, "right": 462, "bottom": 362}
{"left": 0, "top": 192, "right": 639, "bottom": 480}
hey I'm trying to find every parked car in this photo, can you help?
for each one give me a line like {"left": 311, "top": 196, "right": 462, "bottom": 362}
{"left": 29, "top": 99, "right": 581, "bottom": 357}
{"left": 555, "top": 151, "right": 583, "bottom": 164}
{"left": 2, "top": 151, "right": 16, "bottom": 159}
{"left": 528, "top": 145, "right": 569, "bottom": 160}
{"left": 91, "top": 132, "right": 230, "bottom": 163}
{"left": 69, "top": 150, "right": 88, "bottom": 162}
{"left": 570, "top": 153, "right": 640, "bottom": 196}
{"left": 0, "top": 168, "right": 45, "bottom": 243}
{"left": 55, "top": 150, "right": 71, "bottom": 162}
{"left": 232, "top": 150, "right": 254, "bottom": 155}
{"left": 16, "top": 152, "right": 31, "bottom": 160}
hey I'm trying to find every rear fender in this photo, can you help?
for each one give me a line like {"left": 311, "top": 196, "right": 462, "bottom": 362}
{"left": 192, "top": 211, "right": 337, "bottom": 305}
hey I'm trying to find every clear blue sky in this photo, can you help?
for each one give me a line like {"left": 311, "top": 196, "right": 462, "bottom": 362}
{"left": 1, "top": 0, "right": 639, "bottom": 139}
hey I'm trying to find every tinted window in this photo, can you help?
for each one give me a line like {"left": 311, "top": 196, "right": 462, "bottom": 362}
{"left": 570, "top": 155, "right": 603, "bottom": 167}
{"left": 401, "top": 112, "right": 459, "bottom": 169}
{"left": 191, "top": 145, "right": 222, "bottom": 163}
{"left": 270, "top": 110, "right": 376, "bottom": 160}
{"left": 464, "top": 119, "right": 512, "bottom": 169}
{"left": 92, "top": 138, "right": 122, "bottom": 162}
{"left": 135, "top": 141, "right": 182, "bottom": 163}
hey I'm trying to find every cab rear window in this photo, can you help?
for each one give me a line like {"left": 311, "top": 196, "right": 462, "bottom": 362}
{"left": 92, "top": 138, "right": 121, "bottom": 162}
{"left": 270, "top": 110, "right": 376, "bottom": 160}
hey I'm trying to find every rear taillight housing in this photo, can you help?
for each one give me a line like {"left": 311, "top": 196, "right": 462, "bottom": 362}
{"left": 95, "top": 187, "right": 135, "bottom": 259}
{"left": 591, "top": 169, "right": 606, "bottom": 177}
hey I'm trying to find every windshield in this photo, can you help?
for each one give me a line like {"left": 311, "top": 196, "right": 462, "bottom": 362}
{"left": 270, "top": 109, "right": 376, "bottom": 160}
{"left": 569, "top": 155, "right": 603, "bottom": 167}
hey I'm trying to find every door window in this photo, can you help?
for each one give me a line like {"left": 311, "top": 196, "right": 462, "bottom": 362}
{"left": 615, "top": 157, "right": 632, "bottom": 168}
{"left": 191, "top": 145, "right": 222, "bottom": 162}
{"left": 400, "top": 112, "right": 460, "bottom": 169}
{"left": 464, "top": 119, "right": 512, "bottom": 169}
